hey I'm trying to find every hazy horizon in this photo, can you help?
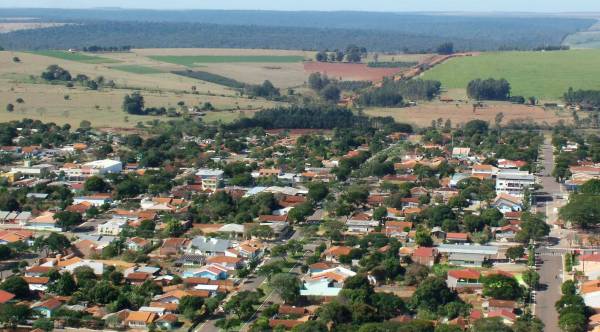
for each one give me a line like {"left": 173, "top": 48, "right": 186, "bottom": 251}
{"left": 2, "top": 0, "right": 600, "bottom": 13}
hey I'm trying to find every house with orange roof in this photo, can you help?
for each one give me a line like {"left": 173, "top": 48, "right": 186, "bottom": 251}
{"left": 323, "top": 246, "right": 352, "bottom": 263}
{"left": 26, "top": 211, "right": 59, "bottom": 231}
{"left": 487, "top": 310, "right": 516, "bottom": 325}
{"left": 411, "top": 247, "right": 438, "bottom": 267}
{"left": 0, "top": 290, "right": 15, "bottom": 304}
{"left": 446, "top": 269, "right": 481, "bottom": 289}
{"left": 446, "top": 232, "right": 469, "bottom": 243}
{"left": 73, "top": 193, "right": 113, "bottom": 206}
{"left": 125, "top": 311, "right": 157, "bottom": 329}
{"left": 385, "top": 221, "right": 413, "bottom": 239}
{"left": 31, "top": 298, "right": 62, "bottom": 318}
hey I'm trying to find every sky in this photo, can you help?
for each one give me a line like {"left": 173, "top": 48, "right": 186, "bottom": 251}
{"left": 2, "top": 0, "right": 600, "bottom": 12}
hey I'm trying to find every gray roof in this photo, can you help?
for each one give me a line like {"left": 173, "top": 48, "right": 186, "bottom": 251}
{"left": 437, "top": 244, "right": 499, "bottom": 256}
{"left": 449, "top": 253, "right": 486, "bottom": 261}
{"left": 189, "top": 236, "right": 231, "bottom": 253}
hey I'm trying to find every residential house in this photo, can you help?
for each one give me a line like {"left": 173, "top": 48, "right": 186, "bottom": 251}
{"left": 346, "top": 213, "right": 379, "bottom": 234}
{"left": 31, "top": 298, "right": 62, "bottom": 318}
{"left": 73, "top": 194, "right": 112, "bottom": 207}
{"left": 446, "top": 269, "right": 481, "bottom": 290}
{"left": 98, "top": 219, "right": 127, "bottom": 236}
{"left": 125, "top": 311, "right": 157, "bottom": 329}
{"left": 452, "top": 147, "right": 471, "bottom": 159}
{"left": 385, "top": 221, "right": 413, "bottom": 238}
{"left": 300, "top": 266, "right": 357, "bottom": 297}
{"left": 493, "top": 194, "right": 523, "bottom": 213}
{"left": 323, "top": 246, "right": 352, "bottom": 263}
{"left": 195, "top": 169, "right": 224, "bottom": 191}
{"left": 0, "top": 290, "right": 15, "bottom": 304}
{"left": 159, "top": 238, "right": 188, "bottom": 257}
{"left": 155, "top": 314, "right": 179, "bottom": 330}
{"left": 126, "top": 237, "right": 150, "bottom": 251}
{"left": 186, "top": 236, "right": 231, "bottom": 256}
{"left": 411, "top": 247, "right": 438, "bottom": 267}
{"left": 446, "top": 232, "right": 469, "bottom": 244}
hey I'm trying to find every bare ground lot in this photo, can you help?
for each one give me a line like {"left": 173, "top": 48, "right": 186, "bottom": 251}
{"left": 364, "top": 101, "right": 573, "bottom": 128}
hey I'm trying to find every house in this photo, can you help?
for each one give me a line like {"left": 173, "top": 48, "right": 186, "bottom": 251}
{"left": 446, "top": 269, "right": 481, "bottom": 289}
{"left": 484, "top": 299, "right": 516, "bottom": 312}
{"left": 184, "top": 264, "right": 229, "bottom": 280}
{"left": 31, "top": 298, "right": 62, "bottom": 318}
{"left": 446, "top": 232, "right": 469, "bottom": 243}
{"left": 73, "top": 194, "right": 112, "bottom": 207}
{"left": 60, "top": 159, "right": 122, "bottom": 180}
{"left": 23, "top": 276, "right": 50, "bottom": 291}
{"left": 98, "top": 219, "right": 127, "bottom": 236}
{"left": 27, "top": 211, "right": 59, "bottom": 231}
{"left": 126, "top": 237, "right": 150, "bottom": 251}
{"left": 125, "top": 311, "right": 157, "bottom": 329}
{"left": 186, "top": 236, "right": 231, "bottom": 256}
{"left": 125, "top": 272, "right": 151, "bottom": 285}
{"left": 206, "top": 256, "right": 242, "bottom": 270}
{"left": 492, "top": 225, "right": 520, "bottom": 242}
{"left": 0, "top": 290, "right": 15, "bottom": 304}
{"left": 495, "top": 170, "right": 535, "bottom": 198}
{"left": 159, "top": 238, "right": 188, "bottom": 257}
{"left": 411, "top": 247, "right": 438, "bottom": 267}
{"left": 497, "top": 159, "right": 528, "bottom": 169}
{"left": 437, "top": 244, "right": 500, "bottom": 265}
{"left": 300, "top": 266, "right": 357, "bottom": 297}
{"left": 493, "top": 194, "right": 523, "bottom": 213}
{"left": 323, "top": 246, "right": 352, "bottom": 263}
{"left": 308, "top": 262, "right": 336, "bottom": 274}
{"left": 487, "top": 310, "right": 517, "bottom": 325}
{"left": 452, "top": 147, "right": 471, "bottom": 159}
{"left": 472, "top": 164, "right": 498, "bottom": 177}
{"left": 346, "top": 214, "right": 379, "bottom": 234}
{"left": 385, "top": 221, "right": 413, "bottom": 238}
{"left": 155, "top": 314, "right": 179, "bottom": 330}
{"left": 450, "top": 173, "right": 471, "bottom": 188}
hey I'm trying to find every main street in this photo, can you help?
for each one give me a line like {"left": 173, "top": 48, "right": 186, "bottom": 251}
{"left": 534, "top": 137, "right": 566, "bottom": 332}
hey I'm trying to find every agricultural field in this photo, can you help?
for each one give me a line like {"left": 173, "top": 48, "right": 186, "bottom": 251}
{"left": 422, "top": 50, "right": 600, "bottom": 101}
{"left": 28, "top": 50, "right": 120, "bottom": 64}
{"left": 148, "top": 55, "right": 305, "bottom": 66}
{"left": 109, "top": 65, "right": 164, "bottom": 74}
{"left": 0, "top": 51, "right": 282, "bottom": 127}
{"left": 364, "top": 101, "right": 573, "bottom": 128}
{"left": 0, "top": 22, "right": 67, "bottom": 33}
{"left": 563, "top": 21, "right": 600, "bottom": 49}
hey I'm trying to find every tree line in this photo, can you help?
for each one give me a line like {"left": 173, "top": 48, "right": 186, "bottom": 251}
{"left": 357, "top": 78, "right": 442, "bottom": 107}
{"left": 82, "top": 45, "right": 132, "bottom": 52}
{"left": 315, "top": 45, "right": 367, "bottom": 63}
{"left": 467, "top": 78, "right": 511, "bottom": 100}
{"left": 564, "top": 87, "right": 600, "bottom": 109}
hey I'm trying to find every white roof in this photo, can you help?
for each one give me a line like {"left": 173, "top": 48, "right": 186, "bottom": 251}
{"left": 196, "top": 168, "right": 224, "bottom": 177}
{"left": 83, "top": 159, "right": 122, "bottom": 169}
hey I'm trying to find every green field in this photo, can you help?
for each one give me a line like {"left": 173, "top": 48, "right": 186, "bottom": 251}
{"left": 422, "top": 50, "right": 600, "bottom": 101}
{"left": 109, "top": 65, "right": 164, "bottom": 74}
{"left": 30, "top": 51, "right": 120, "bottom": 64}
{"left": 149, "top": 55, "right": 305, "bottom": 66}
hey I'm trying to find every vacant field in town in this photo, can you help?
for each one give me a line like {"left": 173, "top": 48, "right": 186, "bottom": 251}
{"left": 422, "top": 50, "right": 600, "bottom": 101}
{"left": 364, "top": 101, "right": 573, "bottom": 128}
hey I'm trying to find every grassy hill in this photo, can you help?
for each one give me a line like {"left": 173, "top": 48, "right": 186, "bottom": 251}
{"left": 422, "top": 50, "right": 600, "bottom": 101}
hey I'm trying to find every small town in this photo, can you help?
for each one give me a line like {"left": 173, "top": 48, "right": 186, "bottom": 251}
{"left": 0, "top": 115, "right": 593, "bottom": 332}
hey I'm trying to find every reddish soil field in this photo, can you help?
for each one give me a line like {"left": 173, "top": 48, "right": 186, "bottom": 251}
{"left": 304, "top": 61, "right": 403, "bottom": 81}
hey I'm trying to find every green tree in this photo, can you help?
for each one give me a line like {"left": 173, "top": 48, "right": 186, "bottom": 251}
{"left": 515, "top": 212, "right": 550, "bottom": 243}
{"left": 32, "top": 317, "right": 54, "bottom": 331}
{"left": 560, "top": 193, "right": 600, "bottom": 228}
{"left": 84, "top": 176, "right": 110, "bottom": 192}
{"left": 0, "top": 303, "right": 31, "bottom": 327}
{"left": 506, "top": 246, "right": 525, "bottom": 261}
{"left": 122, "top": 92, "right": 145, "bottom": 115}
{"left": 0, "top": 276, "right": 29, "bottom": 299}
{"left": 51, "top": 272, "right": 77, "bottom": 295}
{"left": 270, "top": 273, "right": 300, "bottom": 303}
{"left": 316, "top": 301, "right": 352, "bottom": 326}
{"left": 308, "top": 182, "right": 329, "bottom": 202}
{"left": 481, "top": 274, "right": 522, "bottom": 300}
{"left": 178, "top": 296, "right": 204, "bottom": 320}
{"left": 53, "top": 211, "right": 83, "bottom": 231}
{"left": 6, "top": 104, "right": 14, "bottom": 112}
{"left": 410, "top": 276, "right": 457, "bottom": 311}
{"left": 522, "top": 270, "right": 540, "bottom": 290}
{"left": 471, "top": 318, "right": 512, "bottom": 332}
{"left": 292, "top": 320, "right": 328, "bottom": 332}
{"left": 558, "top": 312, "right": 587, "bottom": 332}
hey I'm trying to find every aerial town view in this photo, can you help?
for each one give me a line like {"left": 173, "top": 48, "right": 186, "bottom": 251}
{"left": 0, "top": 0, "right": 600, "bottom": 331}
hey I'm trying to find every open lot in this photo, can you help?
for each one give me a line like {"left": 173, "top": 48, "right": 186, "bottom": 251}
{"left": 422, "top": 50, "right": 600, "bottom": 101}
{"left": 364, "top": 101, "right": 573, "bottom": 128}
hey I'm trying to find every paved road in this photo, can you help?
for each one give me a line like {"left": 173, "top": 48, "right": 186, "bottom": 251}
{"left": 534, "top": 137, "right": 565, "bottom": 332}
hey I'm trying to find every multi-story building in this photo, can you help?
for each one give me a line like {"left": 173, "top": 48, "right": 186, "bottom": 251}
{"left": 195, "top": 169, "right": 224, "bottom": 191}
{"left": 59, "top": 159, "right": 122, "bottom": 180}
{"left": 495, "top": 170, "right": 535, "bottom": 198}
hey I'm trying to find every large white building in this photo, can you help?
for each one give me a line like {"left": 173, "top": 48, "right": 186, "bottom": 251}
{"left": 59, "top": 159, "right": 122, "bottom": 179}
{"left": 495, "top": 170, "right": 535, "bottom": 198}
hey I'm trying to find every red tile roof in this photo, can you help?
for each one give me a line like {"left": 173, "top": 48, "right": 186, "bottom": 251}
{"left": 448, "top": 269, "right": 481, "bottom": 280}
{"left": 0, "top": 290, "right": 15, "bottom": 303}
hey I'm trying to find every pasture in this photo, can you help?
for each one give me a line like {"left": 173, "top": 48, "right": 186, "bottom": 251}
{"left": 109, "top": 65, "right": 164, "bottom": 74}
{"left": 364, "top": 101, "right": 572, "bottom": 128}
{"left": 422, "top": 50, "right": 600, "bottom": 101}
{"left": 148, "top": 55, "right": 305, "bottom": 66}
{"left": 0, "top": 51, "right": 282, "bottom": 127}
{"left": 29, "top": 50, "right": 120, "bottom": 64}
